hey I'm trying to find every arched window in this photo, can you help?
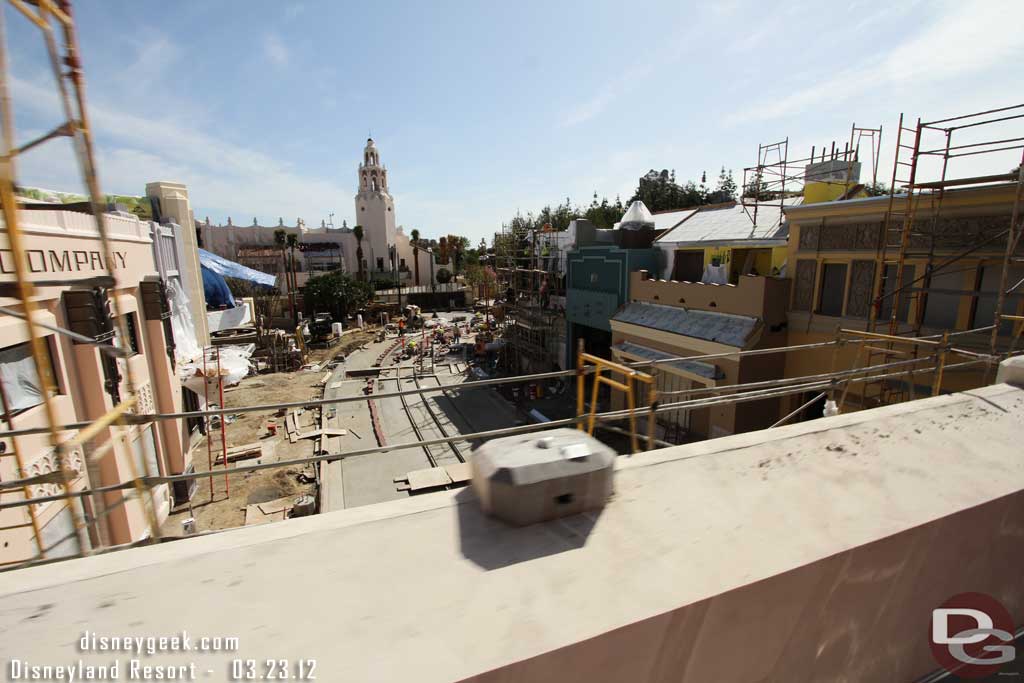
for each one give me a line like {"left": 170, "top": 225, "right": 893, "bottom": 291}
{"left": 371, "top": 178, "right": 378, "bottom": 191}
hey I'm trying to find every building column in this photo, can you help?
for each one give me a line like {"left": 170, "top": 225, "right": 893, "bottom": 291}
{"left": 145, "top": 182, "right": 210, "bottom": 346}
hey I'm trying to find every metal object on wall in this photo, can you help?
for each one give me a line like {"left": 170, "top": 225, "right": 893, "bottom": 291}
{"left": 472, "top": 429, "right": 615, "bottom": 526}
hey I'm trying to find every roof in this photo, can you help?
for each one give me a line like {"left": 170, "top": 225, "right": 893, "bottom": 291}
{"left": 656, "top": 197, "right": 803, "bottom": 246}
{"left": 2, "top": 384, "right": 1021, "bottom": 682}
{"left": 612, "top": 301, "right": 759, "bottom": 347}
{"left": 613, "top": 341, "right": 723, "bottom": 379}
{"left": 651, "top": 207, "right": 699, "bottom": 233}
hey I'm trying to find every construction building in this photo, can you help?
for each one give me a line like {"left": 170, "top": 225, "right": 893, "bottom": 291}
{"left": 495, "top": 218, "right": 573, "bottom": 374}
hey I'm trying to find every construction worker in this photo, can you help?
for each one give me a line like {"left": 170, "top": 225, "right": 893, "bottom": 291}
{"left": 398, "top": 318, "right": 406, "bottom": 336}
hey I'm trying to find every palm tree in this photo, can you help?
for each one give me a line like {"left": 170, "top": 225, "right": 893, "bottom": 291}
{"left": 273, "top": 229, "right": 287, "bottom": 289}
{"left": 286, "top": 233, "right": 299, "bottom": 291}
{"left": 410, "top": 228, "right": 421, "bottom": 286}
{"left": 353, "top": 224, "right": 365, "bottom": 281}
{"left": 274, "top": 228, "right": 296, "bottom": 324}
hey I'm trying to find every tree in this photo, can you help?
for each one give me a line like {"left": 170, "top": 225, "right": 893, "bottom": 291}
{"left": 273, "top": 229, "right": 295, "bottom": 323}
{"left": 742, "top": 171, "right": 769, "bottom": 200}
{"left": 446, "top": 235, "right": 470, "bottom": 273}
{"left": 707, "top": 167, "right": 737, "bottom": 204}
{"left": 303, "top": 271, "right": 374, "bottom": 321}
{"left": 410, "top": 228, "right": 421, "bottom": 285}
{"left": 352, "top": 224, "right": 365, "bottom": 281}
{"left": 464, "top": 264, "right": 496, "bottom": 299}
{"left": 286, "top": 233, "right": 300, "bottom": 293}
{"left": 435, "top": 267, "right": 452, "bottom": 284}
{"left": 864, "top": 181, "right": 890, "bottom": 197}
{"left": 583, "top": 192, "right": 626, "bottom": 229}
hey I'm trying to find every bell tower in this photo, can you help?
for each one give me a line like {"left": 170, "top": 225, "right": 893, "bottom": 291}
{"left": 355, "top": 137, "right": 397, "bottom": 276}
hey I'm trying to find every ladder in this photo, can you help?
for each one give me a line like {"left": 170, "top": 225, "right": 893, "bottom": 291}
{"left": 860, "top": 114, "right": 926, "bottom": 407}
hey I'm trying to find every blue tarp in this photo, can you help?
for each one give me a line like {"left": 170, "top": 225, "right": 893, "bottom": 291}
{"left": 198, "top": 248, "right": 277, "bottom": 288}
{"left": 201, "top": 265, "right": 236, "bottom": 309}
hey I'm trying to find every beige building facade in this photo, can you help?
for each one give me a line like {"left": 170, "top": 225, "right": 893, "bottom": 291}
{"left": 0, "top": 207, "right": 196, "bottom": 562}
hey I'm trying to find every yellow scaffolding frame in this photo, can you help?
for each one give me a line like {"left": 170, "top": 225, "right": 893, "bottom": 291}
{"left": 575, "top": 340, "right": 656, "bottom": 454}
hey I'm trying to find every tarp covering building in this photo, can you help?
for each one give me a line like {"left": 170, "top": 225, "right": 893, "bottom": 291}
{"left": 198, "top": 247, "right": 277, "bottom": 287}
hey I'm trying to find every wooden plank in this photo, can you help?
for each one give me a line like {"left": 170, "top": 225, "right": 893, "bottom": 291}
{"left": 406, "top": 467, "right": 452, "bottom": 492}
{"left": 244, "top": 495, "right": 294, "bottom": 527}
{"left": 445, "top": 462, "right": 472, "bottom": 485}
{"left": 298, "top": 428, "right": 348, "bottom": 441}
{"left": 225, "top": 442, "right": 262, "bottom": 456}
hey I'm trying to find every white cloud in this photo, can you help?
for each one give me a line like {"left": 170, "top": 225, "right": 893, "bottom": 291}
{"left": 10, "top": 74, "right": 351, "bottom": 227}
{"left": 263, "top": 34, "right": 289, "bottom": 66}
{"left": 561, "top": 89, "right": 618, "bottom": 128}
{"left": 726, "top": 0, "right": 1024, "bottom": 126}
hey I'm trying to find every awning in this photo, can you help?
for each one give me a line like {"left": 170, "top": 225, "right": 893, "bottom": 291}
{"left": 612, "top": 341, "right": 723, "bottom": 380}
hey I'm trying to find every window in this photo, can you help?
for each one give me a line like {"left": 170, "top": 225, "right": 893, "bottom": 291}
{"left": 921, "top": 268, "right": 964, "bottom": 330}
{"left": 672, "top": 251, "right": 704, "bottom": 282}
{"left": 879, "top": 264, "right": 914, "bottom": 322}
{"left": 112, "top": 313, "right": 141, "bottom": 355}
{"left": 0, "top": 339, "right": 59, "bottom": 415}
{"left": 182, "top": 387, "right": 203, "bottom": 437}
{"left": 400, "top": 258, "right": 407, "bottom": 269}
{"left": 376, "top": 257, "right": 384, "bottom": 271}
{"left": 972, "top": 265, "right": 1024, "bottom": 335}
{"left": 817, "top": 263, "right": 847, "bottom": 317}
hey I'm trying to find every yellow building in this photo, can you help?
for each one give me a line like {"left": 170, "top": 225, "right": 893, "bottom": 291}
{"left": 782, "top": 182, "right": 1024, "bottom": 410}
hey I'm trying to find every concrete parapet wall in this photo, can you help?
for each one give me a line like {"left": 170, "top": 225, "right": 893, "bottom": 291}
{"left": 631, "top": 270, "right": 791, "bottom": 327}
{"left": 0, "top": 384, "right": 1021, "bottom": 682}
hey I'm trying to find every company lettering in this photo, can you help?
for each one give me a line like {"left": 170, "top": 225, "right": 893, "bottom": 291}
{"left": 0, "top": 249, "right": 130, "bottom": 276}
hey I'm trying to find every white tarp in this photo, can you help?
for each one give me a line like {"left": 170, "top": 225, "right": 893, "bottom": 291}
{"left": 167, "top": 278, "right": 202, "bottom": 364}
{"left": 0, "top": 343, "right": 43, "bottom": 412}
{"left": 207, "top": 301, "right": 252, "bottom": 332}
{"left": 701, "top": 264, "right": 729, "bottom": 285}
{"left": 179, "top": 344, "right": 255, "bottom": 409}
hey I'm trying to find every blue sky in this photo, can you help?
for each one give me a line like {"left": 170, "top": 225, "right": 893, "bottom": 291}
{"left": 7, "top": 0, "right": 1024, "bottom": 244}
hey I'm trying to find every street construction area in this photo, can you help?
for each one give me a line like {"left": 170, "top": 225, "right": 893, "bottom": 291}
{"left": 322, "top": 312, "right": 525, "bottom": 509}
{"left": 160, "top": 330, "right": 376, "bottom": 535}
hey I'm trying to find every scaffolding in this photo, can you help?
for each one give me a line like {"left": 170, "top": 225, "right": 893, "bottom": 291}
{"left": 857, "top": 105, "right": 1024, "bottom": 405}
{"left": 740, "top": 124, "right": 884, "bottom": 235}
{"left": 0, "top": 0, "right": 166, "bottom": 566}
{"left": 495, "top": 219, "right": 567, "bottom": 374}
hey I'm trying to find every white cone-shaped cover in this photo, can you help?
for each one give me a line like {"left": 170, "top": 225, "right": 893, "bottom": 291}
{"left": 618, "top": 200, "right": 655, "bottom": 230}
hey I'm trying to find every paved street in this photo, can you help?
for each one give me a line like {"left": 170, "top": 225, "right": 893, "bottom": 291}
{"left": 323, "top": 313, "right": 523, "bottom": 509}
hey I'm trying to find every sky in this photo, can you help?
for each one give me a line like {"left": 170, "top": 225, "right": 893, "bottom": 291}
{"left": 6, "top": 0, "right": 1024, "bottom": 244}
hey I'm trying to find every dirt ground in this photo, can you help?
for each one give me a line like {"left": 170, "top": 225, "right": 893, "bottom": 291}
{"left": 160, "top": 329, "right": 376, "bottom": 536}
